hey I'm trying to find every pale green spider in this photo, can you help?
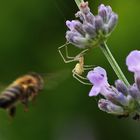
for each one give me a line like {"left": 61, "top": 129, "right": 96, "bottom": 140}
{"left": 58, "top": 42, "right": 94, "bottom": 85}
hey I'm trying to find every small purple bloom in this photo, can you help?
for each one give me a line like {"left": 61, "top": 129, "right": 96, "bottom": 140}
{"left": 126, "top": 50, "right": 140, "bottom": 73}
{"left": 126, "top": 50, "right": 140, "bottom": 88}
{"left": 87, "top": 67, "right": 109, "bottom": 96}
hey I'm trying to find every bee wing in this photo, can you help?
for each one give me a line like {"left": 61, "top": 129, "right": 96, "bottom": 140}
{"left": 43, "top": 69, "right": 71, "bottom": 90}
{"left": 0, "top": 84, "right": 8, "bottom": 94}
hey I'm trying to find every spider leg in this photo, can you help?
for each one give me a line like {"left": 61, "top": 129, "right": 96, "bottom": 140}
{"left": 83, "top": 64, "right": 95, "bottom": 68}
{"left": 58, "top": 42, "right": 89, "bottom": 63}
{"left": 72, "top": 68, "right": 87, "bottom": 80}
{"left": 75, "top": 49, "right": 89, "bottom": 59}
{"left": 72, "top": 69, "right": 92, "bottom": 85}
{"left": 65, "top": 44, "right": 75, "bottom": 59}
{"left": 73, "top": 73, "right": 92, "bottom": 85}
{"left": 84, "top": 67, "right": 94, "bottom": 70}
{"left": 58, "top": 43, "right": 76, "bottom": 63}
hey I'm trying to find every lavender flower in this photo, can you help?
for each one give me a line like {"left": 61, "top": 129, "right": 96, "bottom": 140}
{"left": 66, "top": 2, "right": 118, "bottom": 48}
{"left": 86, "top": 55, "right": 140, "bottom": 119}
{"left": 87, "top": 67, "right": 109, "bottom": 96}
{"left": 126, "top": 50, "right": 140, "bottom": 76}
{"left": 126, "top": 50, "right": 140, "bottom": 74}
{"left": 87, "top": 67, "right": 131, "bottom": 105}
{"left": 126, "top": 50, "right": 140, "bottom": 90}
{"left": 62, "top": 0, "right": 140, "bottom": 120}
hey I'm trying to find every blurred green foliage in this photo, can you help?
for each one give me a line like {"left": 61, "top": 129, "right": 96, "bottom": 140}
{"left": 0, "top": 0, "right": 140, "bottom": 140}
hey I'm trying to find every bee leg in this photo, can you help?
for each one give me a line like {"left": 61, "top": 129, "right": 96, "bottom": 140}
{"left": 31, "top": 93, "right": 38, "bottom": 102}
{"left": 22, "top": 99, "right": 29, "bottom": 112}
{"left": 133, "top": 113, "right": 140, "bottom": 120}
{"left": 8, "top": 106, "right": 16, "bottom": 118}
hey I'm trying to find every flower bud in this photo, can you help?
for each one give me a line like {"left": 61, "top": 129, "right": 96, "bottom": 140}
{"left": 95, "top": 16, "right": 104, "bottom": 31}
{"left": 98, "top": 4, "right": 108, "bottom": 22}
{"left": 79, "top": 1, "right": 90, "bottom": 14}
{"left": 128, "top": 85, "right": 140, "bottom": 99}
{"left": 75, "top": 11, "right": 84, "bottom": 21}
{"left": 83, "top": 23, "right": 96, "bottom": 38}
{"left": 98, "top": 99, "right": 124, "bottom": 115}
{"left": 108, "top": 13, "right": 118, "bottom": 33}
{"left": 66, "top": 31, "right": 89, "bottom": 49}
{"left": 66, "top": 20, "right": 75, "bottom": 31}
{"left": 115, "top": 80, "right": 128, "bottom": 95}
{"left": 135, "top": 77, "right": 140, "bottom": 91}
{"left": 66, "top": 20, "right": 85, "bottom": 35}
{"left": 106, "top": 91, "right": 129, "bottom": 106}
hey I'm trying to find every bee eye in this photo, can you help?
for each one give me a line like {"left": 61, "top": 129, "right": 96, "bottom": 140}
{"left": 27, "top": 79, "right": 32, "bottom": 83}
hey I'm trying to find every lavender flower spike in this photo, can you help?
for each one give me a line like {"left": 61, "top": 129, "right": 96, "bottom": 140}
{"left": 66, "top": 1, "right": 118, "bottom": 49}
{"left": 86, "top": 64, "right": 140, "bottom": 119}
{"left": 87, "top": 67, "right": 109, "bottom": 96}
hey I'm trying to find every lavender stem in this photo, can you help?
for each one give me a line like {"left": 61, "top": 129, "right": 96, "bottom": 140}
{"left": 100, "top": 42, "right": 130, "bottom": 87}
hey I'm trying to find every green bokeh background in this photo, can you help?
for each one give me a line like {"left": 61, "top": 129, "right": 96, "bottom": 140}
{"left": 0, "top": 0, "right": 139, "bottom": 140}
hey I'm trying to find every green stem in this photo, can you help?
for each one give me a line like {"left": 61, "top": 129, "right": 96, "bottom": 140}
{"left": 100, "top": 42, "right": 130, "bottom": 87}
{"left": 75, "top": 0, "right": 84, "bottom": 8}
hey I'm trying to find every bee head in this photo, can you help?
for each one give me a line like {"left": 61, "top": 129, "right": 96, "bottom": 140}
{"left": 14, "top": 72, "right": 44, "bottom": 90}
{"left": 28, "top": 72, "right": 44, "bottom": 90}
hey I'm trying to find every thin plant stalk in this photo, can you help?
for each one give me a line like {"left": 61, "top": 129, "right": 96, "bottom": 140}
{"left": 100, "top": 42, "right": 130, "bottom": 87}
{"left": 75, "top": 0, "right": 84, "bottom": 8}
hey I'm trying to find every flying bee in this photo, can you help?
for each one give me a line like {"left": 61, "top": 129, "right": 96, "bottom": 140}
{"left": 0, "top": 72, "right": 44, "bottom": 117}
{"left": 0, "top": 70, "right": 70, "bottom": 118}
{"left": 58, "top": 42, "right": 94, "bottom": 85}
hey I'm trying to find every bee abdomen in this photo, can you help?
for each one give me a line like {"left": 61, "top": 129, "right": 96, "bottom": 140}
{"left": 0, "top": 85, "right": 23, "bottom": 108}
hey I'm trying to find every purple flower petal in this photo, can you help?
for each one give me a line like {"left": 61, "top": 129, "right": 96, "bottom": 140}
{"left": 126, "top": 50, "right": 140, "bottom": 73}
{"left": 87, "top": 67, "right": 107, "bottom": 85}
{"left": 66, "top": 20, "right": 75, "bottom": 31}
{"left": 89, "top": 86, "right": 101, "bottom": 96}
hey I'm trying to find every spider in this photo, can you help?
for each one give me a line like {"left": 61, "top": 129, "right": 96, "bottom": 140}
{"left": 58, "top": 42, "right": 94, "bottom": 85}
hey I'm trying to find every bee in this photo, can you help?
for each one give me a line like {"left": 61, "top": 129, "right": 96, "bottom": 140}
{"left": 58, "top": 42, "right": 93, "bottom": 85}
{"left": 0, "top": 72, "right": 44, "bottom": 117}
